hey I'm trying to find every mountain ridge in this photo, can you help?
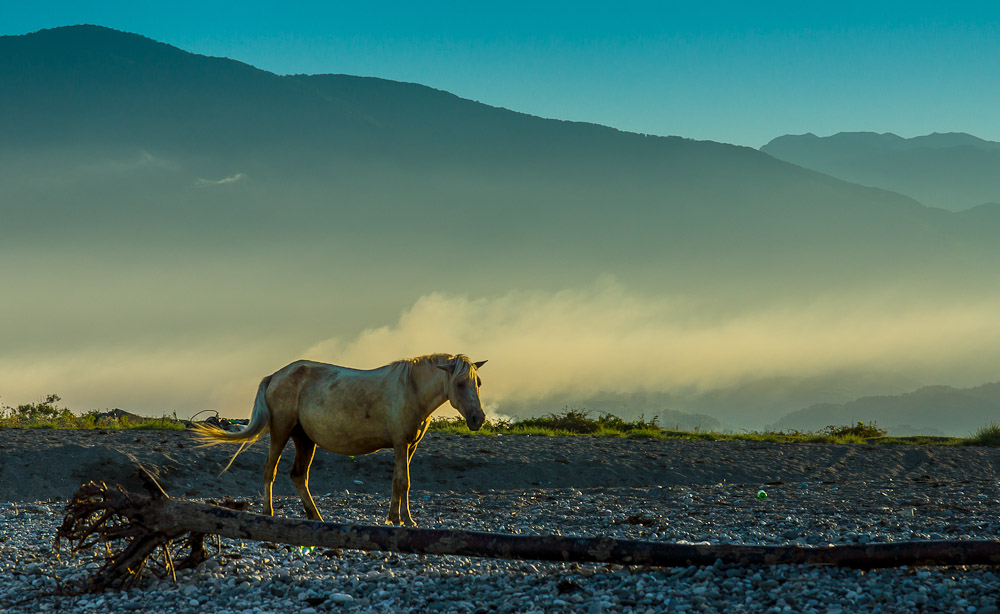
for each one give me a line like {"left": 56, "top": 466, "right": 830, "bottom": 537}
{"left": 761, "top": 131, "right": 1000, "bottom": 211}
{"left": 4, "top": 27, "right": 960, "bottom": 249}
{"left": 4, "top": 25, "right": 998, "bottom": 312}
{"left": 4, "top": 25, "right": 998, "bottom": 294}
{"left": 772, "top": 382, "right": 1000, "bottom": 437}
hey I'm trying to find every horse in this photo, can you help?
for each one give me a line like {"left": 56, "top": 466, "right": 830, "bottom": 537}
{"left": 194, "top": 354, "right": 487, "bottom": 525}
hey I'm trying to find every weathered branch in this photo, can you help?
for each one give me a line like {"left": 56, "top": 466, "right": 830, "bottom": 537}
{"left": 56, "top": 468, "right": 1000, "bottom": 592}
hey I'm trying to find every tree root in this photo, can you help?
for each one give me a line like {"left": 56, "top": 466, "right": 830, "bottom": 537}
{"left": 54, "top": 467, "right": 210, "bottom": 592}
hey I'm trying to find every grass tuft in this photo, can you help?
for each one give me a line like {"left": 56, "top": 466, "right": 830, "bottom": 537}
{"left": 967, "top": 422, "right": 1000, "bottom": 447}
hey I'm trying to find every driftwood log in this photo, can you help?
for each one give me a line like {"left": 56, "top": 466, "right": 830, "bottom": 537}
{"left": 56, "top": 468, "right": 1000, "bottom": 592}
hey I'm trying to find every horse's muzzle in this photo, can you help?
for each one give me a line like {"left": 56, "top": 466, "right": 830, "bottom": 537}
{"left": 466, "top": 411, "right": 486, "bottom": 431}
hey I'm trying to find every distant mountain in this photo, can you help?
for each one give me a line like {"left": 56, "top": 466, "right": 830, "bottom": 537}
{"left": 772, "top": 383, "right": 1000, "bottom": 436}
{"left": 491, "top": 371, "right": 924, "bottom": 431}
{"left": 497, "top": 396, "right": 724, "bottom": 432}
{"left": 761, "top": 132, "right": 1000, "bottom": 211}
{"left": 4, "top": 26, "right": 998, "bottom": 294}
{"left": 3, "top": 26, "right": 1000, "bottom": 427}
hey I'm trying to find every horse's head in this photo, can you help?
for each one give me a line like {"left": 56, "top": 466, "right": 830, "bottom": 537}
{"left": 437, "top": 357, "right": 487, "bottom": 431}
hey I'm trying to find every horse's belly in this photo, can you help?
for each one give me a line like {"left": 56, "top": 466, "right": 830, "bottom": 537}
{"left": 319, "top": 437, "right": 393, "bottom": 456}
{"left": 298, "top": 412, "right": 393, "bottom": 456}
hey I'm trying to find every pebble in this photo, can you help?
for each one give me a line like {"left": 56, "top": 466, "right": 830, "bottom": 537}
{"left": 2, "top": 480, "right": 1000, "bottom": 613}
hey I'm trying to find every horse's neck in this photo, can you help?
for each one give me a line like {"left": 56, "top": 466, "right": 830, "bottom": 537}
{"left": 407, "top": 360, "right": 449, "bottom": 418}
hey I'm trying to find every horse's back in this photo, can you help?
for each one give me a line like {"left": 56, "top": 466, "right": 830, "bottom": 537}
{"left": 266, "top": 360, "right": 336, "bottom": 408}
{"left": 267, "top": 360, "right": 401, "bottom": 455}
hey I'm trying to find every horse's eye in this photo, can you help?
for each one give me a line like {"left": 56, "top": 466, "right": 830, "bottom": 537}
{"left": 476, "top": 377, "right": 482, "bottom": 387}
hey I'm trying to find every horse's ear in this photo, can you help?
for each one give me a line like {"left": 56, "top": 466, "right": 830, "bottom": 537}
{"left": 474, "top": 360, "right": 487, "bottom": 369}
{"left": 436, "top": 364, "right": 454, "bottom": 374}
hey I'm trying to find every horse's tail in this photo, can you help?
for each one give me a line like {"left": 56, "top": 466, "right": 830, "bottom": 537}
{"left": 192, "top": 375, "right": 273, "bottom": 474}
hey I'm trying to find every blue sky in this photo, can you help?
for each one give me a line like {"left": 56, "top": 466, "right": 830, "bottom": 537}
{"left": 4, "top": 2, "right": 1000, "bottom": 147}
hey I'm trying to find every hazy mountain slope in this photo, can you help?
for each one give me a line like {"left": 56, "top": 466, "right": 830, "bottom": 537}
{"left": 497, "top": 371, "right": 926, "bottom": 431}
{"left": 3, "top": 26, "right": 994, "bottom": 287}
{"left": 773, "top": 383, "right": 1000, "bottom": 436}
{"left": 761, "top": 132, "right": 1000, "bottom": 211}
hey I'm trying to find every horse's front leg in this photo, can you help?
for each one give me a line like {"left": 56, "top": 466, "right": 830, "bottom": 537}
{"left": 396, "top": 421, "right": 429, "bottom": 524}
{"left": 388, "top": 444, "right": 415, "bottom": 526}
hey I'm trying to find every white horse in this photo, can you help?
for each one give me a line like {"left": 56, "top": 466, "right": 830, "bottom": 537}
{"left": 195, "top": 354, "right": 487, "bottom": 525}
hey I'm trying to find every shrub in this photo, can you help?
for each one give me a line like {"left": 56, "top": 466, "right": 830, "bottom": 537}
{"left": 596, "top": 413, "right": 659, "bottom": 432}
{"left": 516, "top": 408, "right": 600, "bottom": 434}
{"left": 820, "top": 421, "right": 887, "bottom": 439}
{"left": 968, "top": 423, "right": 1000, "bottom": 447}
{"left": 1, "top": 394, "right": 73, "bottom": 423}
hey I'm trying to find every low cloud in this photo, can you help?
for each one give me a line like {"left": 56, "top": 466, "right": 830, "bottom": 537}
{"left": 4, "top": 278, "right": 998, "bottom": 423}
{"left": 196, "top": 172, "right": 246, "bottom": 186}
{"left": 305, "top": 279, "right": 1000, "bottom": 405}
{"left": 0, "top": 339, "right": 292, "bottom": 420}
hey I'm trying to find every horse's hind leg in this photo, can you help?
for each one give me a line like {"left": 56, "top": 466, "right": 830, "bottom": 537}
{"left": 262, "top": 430, "right": 292, "bottom": 517}
{"left": 290, "top": 426, "right": 323, "bottom": 521}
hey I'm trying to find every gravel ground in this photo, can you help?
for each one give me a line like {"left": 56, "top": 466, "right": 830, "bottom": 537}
{"left": 3, "top": 480, "right": 1000, "bottom": 613}
{"left": 1, "top": 432, "right": 999, "bottom": 612}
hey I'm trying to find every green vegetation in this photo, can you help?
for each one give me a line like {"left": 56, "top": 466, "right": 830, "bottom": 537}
{"left": 820, "top": 421, "right": 888, "bottom": 439}
{"left": 967, "top": 422, "right": 1000, "bottom": 447}
{"left": 1, "top": 395, "right": 997, "bottom": 447}
{"left": 429, "top": 408, "right": 996, "bottom": 447}
{"left": 0, "top": 394, "right": 185, "bottom": 430}
{"left": 1, "top": 394, "right": 73, "bottom": 423}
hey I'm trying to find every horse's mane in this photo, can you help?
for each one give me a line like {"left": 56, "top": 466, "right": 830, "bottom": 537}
{"left": 394, "top": 353, "right": 470, "bottom": 366}
{"left": 389, "top": 354, "right": 473, "bottom": 378}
